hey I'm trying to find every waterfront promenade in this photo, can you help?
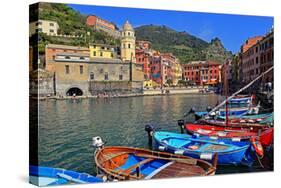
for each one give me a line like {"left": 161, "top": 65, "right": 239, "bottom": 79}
{"left": 33, "top": 86, "right": 210, "bottom": 100}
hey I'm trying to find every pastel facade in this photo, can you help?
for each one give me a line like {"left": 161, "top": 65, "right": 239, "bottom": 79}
{"left": 89, "top": 44, "right": 118, "bottom": 59}
{"left": 29, "top": 19, "right": 59, "bottom": 36}
{"left": 121, "top": 21, "right": 136, "bottom": 63}
{"left": 182, "top": 61, "right": 221, "bottom": 85}
{"left": 240, "top": 28, "right": 273, "bottom": 84}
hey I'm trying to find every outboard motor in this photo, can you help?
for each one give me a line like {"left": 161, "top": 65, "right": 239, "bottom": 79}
{"left": 177, "top": 119, "right": 185, "bottom": 134}
{"left": 92, "top": 136, "right": 105, "bottom": 151}
{"left": 145, "top": 124, "right": 155, "bottom": 147}
{"left": 206, "top": 106, "right": 212, "bottom": 112}
{"left": 184, "top": 107, "right": 196, "bottom": 117}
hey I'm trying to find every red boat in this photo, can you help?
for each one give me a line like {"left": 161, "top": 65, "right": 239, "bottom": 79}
{"left": 185, "top": 123, "right": 273, "bottom": 147}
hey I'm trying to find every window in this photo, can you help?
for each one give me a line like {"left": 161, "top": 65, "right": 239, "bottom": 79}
{"left": 80, "top": 65, "right": 83, "bottom": 74}
{"left": 65, "top": 65, "right": 70, "bottom": 74}
{"left": 49, "top": 23, "right": 54, "bottom": 26}
{"left": 80, "top": 57, "right": 85, "bottom": 60}
{"left": 123, "top": 44, "right": 126, "bottom": 48}
{"left": 93, "top": 45, "right": 96, "bottom": 48}
{"left": 128, "top": 32, "right": 130, "bottom": 36}
{"left": 104, "top": 73, "right": 109, "bottom": 80}
{"left": 65, "top": 56, "right": 70, "bottom": 59}
{"left": 36, "top": 22, "right": 42, "bottom": 26}
{"left": 111, "top": 53, "right": 114, "bottom": 58}
{"left": 128, "top": 44, "right": 131, "bottom": 49}
{"left": 100, "top": 52, "right": 103, "bottom": 57}
{"left": 90, "top": 72, "right": 94, "bottom": 80}
{"left": 256, "top": 57, "right": 259, "bottom": 64}
{"left": 93, "top": 51, "right": 96, "bottom": 56}
{"left": 256, "top": 69, "right": 259, "bottom": 74}
{"left": 119, "top": 75, "right": 123, "bottom": 80}
{"left": 256, "top": 47, "right": 258, "bottom": 53}
{"left": 52, "top": 55, "right": 55, "bottom": 60}
{"left": 49, "top": 29, "right": 54, "bottom": 33}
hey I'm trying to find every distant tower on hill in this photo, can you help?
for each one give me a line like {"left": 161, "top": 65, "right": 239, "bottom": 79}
{"left": 121, "top": 20, "right": 136, "bottom": 63}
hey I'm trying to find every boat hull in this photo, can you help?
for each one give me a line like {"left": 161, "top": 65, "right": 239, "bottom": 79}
{"left": 94, "top": 146, "right": 216, "bottom": 181}
{"left": 153, "top": 131, "right": 255, "bottom": 166}
{"left": 29, "top": 166, "right": 102, "bottom": 186}
{"left": 185, "top": 123, "right": 274, "bottom": 147}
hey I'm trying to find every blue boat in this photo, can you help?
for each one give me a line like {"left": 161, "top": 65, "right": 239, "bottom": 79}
{"left": 194, "top": 105, "right": 260, "bottom": 120}
{"left": 229, "top": 96, "right": 252, "bottom": 104}
{"left": 216, "top": 112, "right": 273, "bottom": 124}
{"left": 153, "top": 131, "right": 257, "bottom": 166}
{"left": 29, "top": 166, "right": 103, "bottom": 186}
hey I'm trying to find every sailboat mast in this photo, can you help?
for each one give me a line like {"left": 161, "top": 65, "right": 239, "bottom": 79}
{"left": 224, "top": 62, "right": 229, "bottom": 126}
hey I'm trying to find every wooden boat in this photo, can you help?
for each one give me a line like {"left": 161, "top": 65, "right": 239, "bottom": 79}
{"left": 153, "top": 131, "right": 258, "bottom": 166}
{"left": 29, "top": 166, "right": 103, "bottom": 186}
{"left": 185, "top": 123, "right": 273, "bottom": 147}
{"left": 94, "top": 146, "right": 217, "bottom": 181}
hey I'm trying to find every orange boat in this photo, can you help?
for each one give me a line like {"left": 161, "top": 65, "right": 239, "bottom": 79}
{"left": 94, "top": 146, "right": 217, "bottom": 181}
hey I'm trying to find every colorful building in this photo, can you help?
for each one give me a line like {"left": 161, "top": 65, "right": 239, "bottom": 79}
{"left": 43, "top": 21, "right": 144, "bottom": 96}
{"left": 89, "top": 44, "right": 118, "bottom": 59}
{"left": 240, "top": 28, "right": 273, "bottom": 84}
{"left": 86, "top": 15, "right": 120, "bottom": 38}
{"left": 182, "top": 61, "right": 221, "bottom": 86}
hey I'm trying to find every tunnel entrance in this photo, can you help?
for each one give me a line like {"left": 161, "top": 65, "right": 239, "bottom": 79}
{"left": 66, "top": 87, "right": 83, "bottom": 96}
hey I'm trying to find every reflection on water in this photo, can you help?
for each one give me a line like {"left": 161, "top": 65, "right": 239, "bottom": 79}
{"left": 36, "top": 94, "right": 272, "bottom": 175}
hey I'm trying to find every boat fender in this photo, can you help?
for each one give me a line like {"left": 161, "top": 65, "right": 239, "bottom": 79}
{"left": 210, "top": 136, "right": 218, "bottom": 140}
{"left": 200, "top": 153, "right": 213, "bottom": 160}
{"left": 92, "top": 136, "right": 105, "bottom": 149}
{"left": 158, "top": 146, "right": 166, "bottom": 151}
{"left": 232, "top": 137, "right": 241, "bottom": 142}
{"left": 251, "top": 138, "right": 264, "bottom": 158}
{"left": 174, "top": 150, "right": 185, "bottom": 155}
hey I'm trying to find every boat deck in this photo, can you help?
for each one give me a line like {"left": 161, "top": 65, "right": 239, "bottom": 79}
{"left": 151, "top": 162, "right": 206, "bottom": 179}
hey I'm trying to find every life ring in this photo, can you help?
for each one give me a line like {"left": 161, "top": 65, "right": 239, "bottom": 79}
{"left": 251, "top": 137, "right": 264, "bottom": 158}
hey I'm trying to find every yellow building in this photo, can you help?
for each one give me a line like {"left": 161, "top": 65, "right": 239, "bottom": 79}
{"left": 173, "top": 63, "right": 183, "bottom": 85}
{"left": 89, "top": 44, "right": 117, "bottom": 59}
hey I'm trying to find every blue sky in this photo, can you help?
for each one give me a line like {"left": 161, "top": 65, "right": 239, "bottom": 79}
{"left": 69, "top": 4, "right": 273, "bottom": 53}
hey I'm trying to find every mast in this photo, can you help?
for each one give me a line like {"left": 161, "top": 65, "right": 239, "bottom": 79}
{"left": 224, "top": 62, "right": 229, "bottom": 126}
{"left": 201, "top": 66, "right": 273, "bottom": 119}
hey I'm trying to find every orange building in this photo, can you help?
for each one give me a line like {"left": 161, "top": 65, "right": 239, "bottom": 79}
{"left": 86, "top": 15, "right": 120, "bottom": 38}
{"left": 182, "top": 61, "right": 221, "bottom": 86}
{"left": 240, "top": 36, "right": 263, "bottom": 53}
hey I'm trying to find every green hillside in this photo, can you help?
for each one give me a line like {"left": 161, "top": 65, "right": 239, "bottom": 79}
{"left": 29, "top": 2, "right": 119, "bottom": 52}
{"left": 135, "top": 25, "right": 232, "bottom": 63}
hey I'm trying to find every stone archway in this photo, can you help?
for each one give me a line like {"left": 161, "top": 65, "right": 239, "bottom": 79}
{"left": 66, "top": 87, "right": 83, "bottom": 96}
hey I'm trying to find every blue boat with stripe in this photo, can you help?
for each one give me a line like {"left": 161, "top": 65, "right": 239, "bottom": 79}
{"left": 29, "top": 166, "right": 103, "bottom": 186}
{"left": 153, "top": 131, "right": 258, "bottom": 166}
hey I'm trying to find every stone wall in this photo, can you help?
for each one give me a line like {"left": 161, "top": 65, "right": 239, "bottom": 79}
{"left": 29, "top": 69, "right": 55, "bottom": 97}
{"left": 88, "top": 63, "right": 130, "bottom": 81}
{"left": 89, "top": 81, "right": 133, "bottom": 95}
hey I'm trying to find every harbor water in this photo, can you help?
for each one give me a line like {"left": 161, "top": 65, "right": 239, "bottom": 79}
{"left": 35, "top": 94, "right": 273, "bottom": 175}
